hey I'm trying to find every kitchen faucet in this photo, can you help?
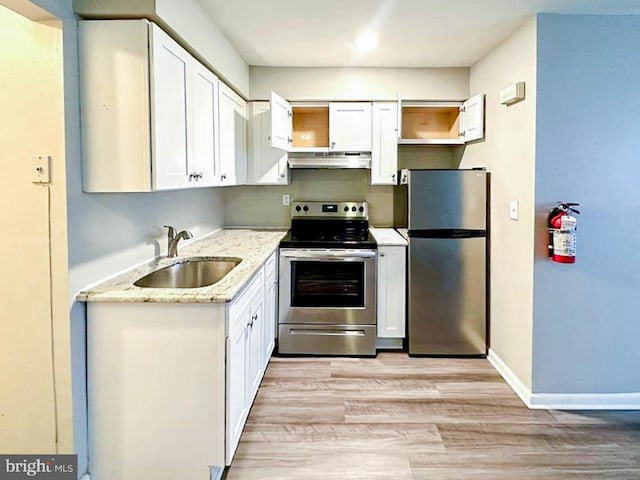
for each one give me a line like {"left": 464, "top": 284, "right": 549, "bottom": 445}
{"left": 164, "top": 225, "right": 193, "bottom": 258}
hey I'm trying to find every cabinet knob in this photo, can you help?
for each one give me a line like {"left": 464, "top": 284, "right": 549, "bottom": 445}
{"left": 221, "top": 174, "right": 227, "bottom": 181}
{"left": 280, "top": 172, "right": 285, "bottom": 178}
{"left": 188, "top": 173, "right": 195, "bottom": 182}
{"left": 330, "top": 141, "right": 336, "bottom": 148}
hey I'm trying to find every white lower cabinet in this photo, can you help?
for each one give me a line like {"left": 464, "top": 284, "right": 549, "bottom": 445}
{"left": 87, "top": 253, "right": 277, "bottom": 480}
{"left": 226, "top": 269, "right": 265, "bottom": 464}
{"left": 263, "top": 252, "right": 277, "bottom": 360}
{"left": 377, "top": 245, "right": 407, "bottom": 338}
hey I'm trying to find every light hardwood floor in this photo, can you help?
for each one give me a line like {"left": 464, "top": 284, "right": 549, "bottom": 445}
{"left": 226, "top": 353, "right": 640, "bottom": 480}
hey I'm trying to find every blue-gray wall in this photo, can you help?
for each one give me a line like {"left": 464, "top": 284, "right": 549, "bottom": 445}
{"left": 533, "top": 14, "right": 640, "bottom": 393}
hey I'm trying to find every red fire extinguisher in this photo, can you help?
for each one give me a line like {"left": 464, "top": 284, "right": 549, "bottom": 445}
{"left": 547, "top": 202, "right": 580, "bottom": 263}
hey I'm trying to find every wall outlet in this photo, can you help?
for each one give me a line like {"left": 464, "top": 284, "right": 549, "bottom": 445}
{"left": 509, "top": 200, "right": 519, "bottom": 220}
{"left": 282, "top": 194, "right": 290, "bottom": 206}
{"left": 31, "top": 154, "right": 51, "bottom": 183}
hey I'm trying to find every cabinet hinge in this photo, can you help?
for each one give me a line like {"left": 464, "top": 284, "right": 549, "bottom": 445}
{"left": 288, "top": 137, "right": 292, "bottom": 143}
{"left": 288, "top": 110, "right": 293, "bottom": 118}
{"left": 460, "top": 106, "right": 466, "bottom": 113}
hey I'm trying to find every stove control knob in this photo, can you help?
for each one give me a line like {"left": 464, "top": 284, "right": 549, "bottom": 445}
{"left": 303, "top": 205, "right": 309, "bottom": 212}
{"left": 344, "top": 206, "right": 349, "bottom": 212}
{"left": 351, "top": 206, "right": 357, "bottom": 212}
{"left": 295, "top": 205, "right": 301, "bottom": 212}
{"left": 359, "top": 206, "right": 364, "bottom": 213}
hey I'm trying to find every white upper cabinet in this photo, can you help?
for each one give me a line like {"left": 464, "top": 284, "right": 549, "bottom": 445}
{"left": 219, "top": 83, "right": 248, "bottom": 185}
{"left": 460, "top": 93, "right": 484, "bottom": 143}
{"left": 150, "top": 24, "right": 191, "bottom": 190}
{"left": 269, "top": 91, "right": 292, "bottom": 150}
{"left": 79, "top": 20, "right": 221, "bottom": 192}
{"left": 371, "top": 102, "right": 398, "bottom": 185}
{"left": 398, "top": 93, "right": 485, "bottom": 145}
{"left": 268, "top": 91, "right": 372, "bottom": 153}
{"left": 248, "top": 102, "right": 288, "bottom": 185}
{"left": 329, "top": 102, "right": 372, "bottom": 151}
{"left": 189, "top": 62, "right": 220, "bottom": 187}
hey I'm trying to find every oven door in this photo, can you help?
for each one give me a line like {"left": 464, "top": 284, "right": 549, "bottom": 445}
{"left": 279, "top": 249, "right": 376, "bottom": 326}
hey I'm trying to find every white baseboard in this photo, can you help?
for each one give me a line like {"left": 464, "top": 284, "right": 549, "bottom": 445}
{"left": 530, "top": 392, "right": 640, "bottom": 410}
{"left": 488, "top": 349, "right": 640, "bottom": 410}
{"left": 487, "top": 349, "right": 533, "bottom": 408}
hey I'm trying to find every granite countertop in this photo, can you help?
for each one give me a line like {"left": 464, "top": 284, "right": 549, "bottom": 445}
{"left": 77, "top": 228, "right": 287, "bottom": 304}
{"left": 370, "top": 227, "right": 408, "bottom": 246}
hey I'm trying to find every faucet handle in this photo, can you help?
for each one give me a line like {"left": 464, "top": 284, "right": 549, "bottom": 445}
{"left": 163, "top": 225, "right": 176, "bottom": 240}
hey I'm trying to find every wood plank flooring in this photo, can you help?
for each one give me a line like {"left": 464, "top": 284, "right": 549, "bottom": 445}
{"left": 226, "top": 353, "right": 640, "bottom": 480}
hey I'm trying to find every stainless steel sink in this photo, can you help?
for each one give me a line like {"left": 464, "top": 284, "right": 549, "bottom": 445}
{"left": 134, "top": 257, "right": 242, "bottom": 288}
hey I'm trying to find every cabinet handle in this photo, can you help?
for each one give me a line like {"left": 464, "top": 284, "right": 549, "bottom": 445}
{"left": 380, "top": 253, "right": 385, "bottom": 257}
{"left": 188, "top": 173, "right": 195, "bottom": 182}
{"left": 221, "top": 174, "right": 227, "bottom": 181}
{"left": 280, "top": 172, "right": 285, "bottom": 178}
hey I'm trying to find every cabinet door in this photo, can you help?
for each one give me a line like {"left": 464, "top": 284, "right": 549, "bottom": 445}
{"left": 246, "top": 296, "right": 264, "bottom": 403}
{"left": 225, "top": 322, "right": 248, "bottom": 465}
{"left": 371, "top": 102, "right": 398, "bottom": 185}
{"left": 189, "top": 62, "right": 219, "bottom": 187}
{"left": 270, "top": 91, "right": 292, "bottom": 151}
{"left": 263, "top": 281, "right": 276, "bottom": 366}
{"left": 329, "top": 102, "right": 372, "bottom": 151}
{"left": 377, "top": 246, "right": 406, "bottom": 338}
{"left": 219, "top": 83, "right": 247, "bottom": 185}
{"left": 149, "top": 24, "right": 191, "bottom": 190}
{"left": 461, "top": 93, "right": 485, "bottom": 143}
{"left": 248, "top": 102, "right": 288, "bottom": 185}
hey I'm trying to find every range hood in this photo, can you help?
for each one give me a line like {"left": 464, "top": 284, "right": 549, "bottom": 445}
{"left": 288, "top": 152, "right": 371, "bottom": 169}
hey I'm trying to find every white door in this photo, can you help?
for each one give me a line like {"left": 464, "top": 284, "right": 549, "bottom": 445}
{"left": 270, "top": 90, "right": 292, "bottom": 151}
{"left": 329, "top": 102, "right": 372, "bottom": 151}
{"left": 377, "top": 246, "right": 407, "bottom": 338}
{"left": 246, "top": 296, "right": 264, "bottom": 402}
{"left": 149, "top": 24, "right": 190, "bottom": 190}
{"left": 219, "top": 83, "right": 247, "bottom": 185}
{"left": 461, "top": 93, "right": 485, "bottom": 143}
{"left": 396, "top": 92, "right": 403, "bottom": 139}
{"left": 189, "top": 62, "right": 219, "bottom": 187}
{"left": 248, "top": 102, "right": 288, "bottom": 185}
{"left": 371, "top": 102, "right": 398, "bottom": 185}
{"left": 225, "top": 322, "right": 248, "bottom": 465}
{"left": 263, "top": 280, "right": 276, "bottom": 365}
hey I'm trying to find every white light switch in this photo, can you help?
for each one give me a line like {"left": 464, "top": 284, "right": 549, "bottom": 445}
{"left": 31, "top": 154, "right": 51, "bottom": 184}
{"left": 509, "top": 200, "right": 519, "bottom": 220}
{"left": 282, "top": 194, "right": 290, "bottom": 206}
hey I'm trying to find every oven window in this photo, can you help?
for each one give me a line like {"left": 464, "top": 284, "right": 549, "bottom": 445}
{"left": 291, "top": 261, "right": 365, "bottom": 308}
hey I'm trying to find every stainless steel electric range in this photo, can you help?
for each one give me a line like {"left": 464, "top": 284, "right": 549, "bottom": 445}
{"left": 278, "top": 201, "right": 377, "bottom": 356}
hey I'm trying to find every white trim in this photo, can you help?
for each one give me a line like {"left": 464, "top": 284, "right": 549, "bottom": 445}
{"left": 487, "top": 349, "right": 532, "bottom": 408}
{"left": 530, "top": 392, "right": 640, "bottom": 410}
{"left": 80, "top": 474, "right": 91, "bottom": 480}
{"left": 488, "top": 349, "right": 640, "bottom": 410}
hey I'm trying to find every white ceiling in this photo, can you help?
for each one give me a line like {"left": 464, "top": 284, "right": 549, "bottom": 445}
{"left": 198, "top": 0, "right": 640, "bottom": 67}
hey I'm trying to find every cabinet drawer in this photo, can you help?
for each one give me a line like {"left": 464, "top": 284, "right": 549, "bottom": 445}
{"left": 228, "top": 269, "right": 264, "bottom": 336}
{"left": 264, "top": 251, "right": 277, "bottom": 286}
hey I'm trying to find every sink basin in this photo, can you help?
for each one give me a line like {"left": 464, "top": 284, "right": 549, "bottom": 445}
{"left": 134, "top": 257, "right": 242, "bottom": 288}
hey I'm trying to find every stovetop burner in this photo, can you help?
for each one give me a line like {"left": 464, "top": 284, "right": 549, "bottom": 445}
{"left": 279, "top": 201, "right": 377, "bottom": 249}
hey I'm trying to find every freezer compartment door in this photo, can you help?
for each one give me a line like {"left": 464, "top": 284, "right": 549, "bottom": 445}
{"left": 408, "top": 237, "right": 486, "bottom": 355}
{"left": 408, "top": 170, "right": 487, "bottom": 230}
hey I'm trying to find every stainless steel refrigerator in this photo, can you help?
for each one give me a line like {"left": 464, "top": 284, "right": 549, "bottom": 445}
{"left": 397, "top": 169, "right": 488, "bottom": 356}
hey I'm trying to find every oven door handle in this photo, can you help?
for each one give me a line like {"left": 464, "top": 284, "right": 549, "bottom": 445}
{"left": 280, "top": 250, "right": 376, "bottom": 260}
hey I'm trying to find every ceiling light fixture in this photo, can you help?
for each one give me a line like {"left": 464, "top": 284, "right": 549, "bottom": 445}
{"left": 353, "top": 30, "right": 378, "bottom": 52}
